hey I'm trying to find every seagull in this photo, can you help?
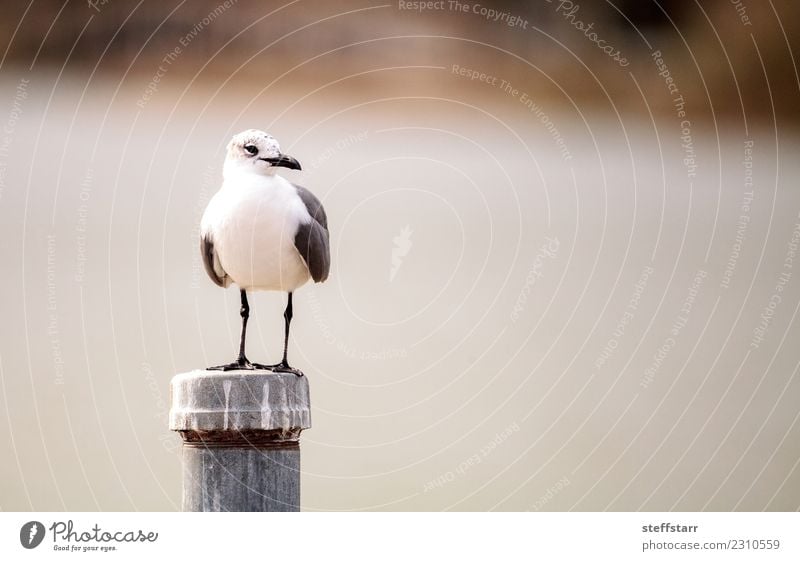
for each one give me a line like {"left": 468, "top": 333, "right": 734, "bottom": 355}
{"left": 200, "top": 129, "right": 330, "bottom": 375}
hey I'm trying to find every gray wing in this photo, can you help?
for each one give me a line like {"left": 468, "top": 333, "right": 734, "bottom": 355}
{"left": 293, "top": 184, "right": 330, "bottom": 283}
{"left": 200, "top": 232, "right": 229, "bottom": 287}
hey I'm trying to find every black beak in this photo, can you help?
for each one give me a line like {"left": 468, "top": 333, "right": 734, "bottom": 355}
{"left": 261, "top": 154, "right": 302, "bottom": 170}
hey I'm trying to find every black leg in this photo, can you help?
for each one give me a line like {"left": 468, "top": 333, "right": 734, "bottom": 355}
{"left": 270, "top": 292, "right": 303, "bottom": 376}
{"left": 282, "top": 291, "right": 293, "bottom": 365}
{"left": 237, "top": 289, "right": 250, "bottom": 363}
{"left": 208, "top": 289, "right": 270, "bottom": 371}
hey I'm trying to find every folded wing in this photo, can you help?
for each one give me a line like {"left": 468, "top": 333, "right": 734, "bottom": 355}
{"left": 200, "top": 232, "right": 230, "bottom": 287}
{"left": 293, "top": 184, "right": 330, "bottom": 283}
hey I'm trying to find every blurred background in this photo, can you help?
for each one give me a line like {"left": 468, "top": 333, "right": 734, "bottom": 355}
{"left": 0, "top": 0, "right": 799, "bottom": 511}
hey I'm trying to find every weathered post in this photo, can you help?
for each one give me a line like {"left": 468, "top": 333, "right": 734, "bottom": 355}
{"left": 169, "top": 370, "right": 311, "bottom": 512}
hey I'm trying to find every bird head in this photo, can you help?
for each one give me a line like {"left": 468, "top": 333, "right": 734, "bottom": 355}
{"left": 224, "top": 129, "right": 302, "bottom": 177}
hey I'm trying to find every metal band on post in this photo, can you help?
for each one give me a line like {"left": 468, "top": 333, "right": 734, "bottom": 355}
{"left": 169, "top": 370, "right": 311, "bottom": 512}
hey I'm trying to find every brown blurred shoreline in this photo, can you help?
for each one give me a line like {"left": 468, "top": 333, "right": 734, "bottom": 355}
{"left": 1, "top": 0, "right": 797, "bottom": 123}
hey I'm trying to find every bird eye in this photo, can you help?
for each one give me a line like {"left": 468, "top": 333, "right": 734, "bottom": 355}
{"left": 244, "top": 144, "right": 258, "bottom": 155}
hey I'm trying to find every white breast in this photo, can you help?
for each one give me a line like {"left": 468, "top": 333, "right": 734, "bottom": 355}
{"left": 201, "top": 172, "right": 312, "bottom": 292}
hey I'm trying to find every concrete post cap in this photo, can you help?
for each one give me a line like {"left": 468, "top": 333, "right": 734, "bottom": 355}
{"left": 169, "top": 370, "right": 311, "bottom": 442}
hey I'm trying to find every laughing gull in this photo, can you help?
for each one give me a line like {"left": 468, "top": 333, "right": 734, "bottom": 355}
{"left": 200, "top": 129, "right": 330, "bottom": 374}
